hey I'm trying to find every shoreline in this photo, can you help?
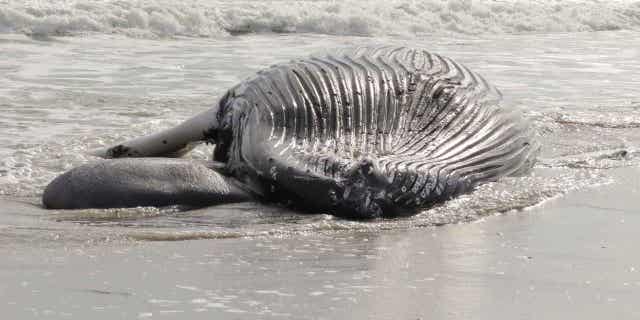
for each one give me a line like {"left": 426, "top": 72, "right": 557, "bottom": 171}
{"left": 1, "top": 166, "right": 638, "bottom": 318}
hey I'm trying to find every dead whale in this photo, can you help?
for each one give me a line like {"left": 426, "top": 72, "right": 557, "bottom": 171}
{"left": 43, "top": 46, "right": 538, "bottom": 218}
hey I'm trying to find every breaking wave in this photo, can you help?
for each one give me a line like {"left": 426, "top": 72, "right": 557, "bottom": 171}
{"left": 1, "top": 0, "right": 640, "bottom": 39}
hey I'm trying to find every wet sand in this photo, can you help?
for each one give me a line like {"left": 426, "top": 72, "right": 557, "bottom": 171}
{"left": 1, "top": 166, "right": 638, "bottom": 319}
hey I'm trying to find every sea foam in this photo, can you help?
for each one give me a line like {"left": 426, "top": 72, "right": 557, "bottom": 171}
{"left": 1, "top": 0, "right": 640, "bottom": 38}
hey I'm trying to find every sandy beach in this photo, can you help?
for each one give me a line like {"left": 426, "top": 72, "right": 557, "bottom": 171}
{"left": 1, "top": 166, "right": 638, "bottom": 319}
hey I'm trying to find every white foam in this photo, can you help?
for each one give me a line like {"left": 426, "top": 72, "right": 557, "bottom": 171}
{"left": 1, "top": 0, "right": 639, "bottom": 39}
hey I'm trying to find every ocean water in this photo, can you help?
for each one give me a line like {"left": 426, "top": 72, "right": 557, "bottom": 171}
{"left": 1, "top": 0, "right": 640, "bottom": 318}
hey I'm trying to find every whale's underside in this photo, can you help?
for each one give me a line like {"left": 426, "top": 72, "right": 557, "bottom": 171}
{"left": 43, "top": 47, "right": 539, "bottom": 218}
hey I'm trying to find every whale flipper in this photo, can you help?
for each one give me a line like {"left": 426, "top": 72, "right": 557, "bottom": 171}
{"left": 92, "top": 105, "right": 226, "bottom": 159}
{"left": 43, "top": 159, "right": 251, "bottom": 209}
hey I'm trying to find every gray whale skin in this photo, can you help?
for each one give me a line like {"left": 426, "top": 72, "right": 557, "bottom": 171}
{"left": 43, "top": 47, "right": 538, "bottom": 219}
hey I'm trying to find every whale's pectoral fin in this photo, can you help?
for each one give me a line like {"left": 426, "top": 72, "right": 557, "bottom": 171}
{"left": 92, "top": 140, "right": 201, "bottom": 159}
{"left": 43, "top": 158, "right": 252, "bottom": 210}
{"left": 93, "top": 102, "right": 226, "bottom": 159}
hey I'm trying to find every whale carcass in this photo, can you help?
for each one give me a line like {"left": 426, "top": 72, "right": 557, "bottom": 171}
{"left": 43, "top": 46, "right": 538, "bottom": 218}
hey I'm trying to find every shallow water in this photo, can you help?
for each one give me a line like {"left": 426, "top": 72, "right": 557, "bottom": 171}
{"left": 3, "top": 0, "right": 640, "bottom": 38}
{"left": 1, "top": 6, "right": 640, "bottom": 317}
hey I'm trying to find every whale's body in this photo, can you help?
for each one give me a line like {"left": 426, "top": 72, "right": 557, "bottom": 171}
{"left": 43, "top": 47, "right": 538, "bottom": 218}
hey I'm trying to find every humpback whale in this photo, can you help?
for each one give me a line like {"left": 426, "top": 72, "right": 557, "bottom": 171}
{"left": 43, "top": 47, "right": 538, "bottom": 218}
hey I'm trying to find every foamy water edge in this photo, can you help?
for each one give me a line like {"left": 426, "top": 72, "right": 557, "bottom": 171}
{"left": 2, "top": 0, "right": 640, "bottom": 39}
